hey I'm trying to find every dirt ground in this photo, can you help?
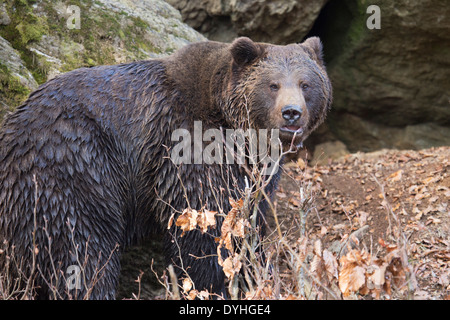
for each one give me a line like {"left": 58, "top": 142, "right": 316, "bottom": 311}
{"left": 274, "top": 146, "right": 449, "bottom": 299}
{"left": 118, "top": 146, "right": 449, "bottom": 300}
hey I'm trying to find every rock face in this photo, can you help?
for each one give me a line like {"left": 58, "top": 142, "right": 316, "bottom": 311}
{"left": 317, "top": 0, "right": 450, "bottom": 151}
{"left": 0, "top": 36, "right": 38, "bottom": 118}
{"left": 170, "top": 0, "right": 450, "bottom": 152}
{"left": 0, "top": 0, "right": 205, "bottom": 117}
{"left": 1, "top": 0, "right": 449, "bottom": 152}
{"left": 167, "top": 0, "right": 327, "bottom": 43}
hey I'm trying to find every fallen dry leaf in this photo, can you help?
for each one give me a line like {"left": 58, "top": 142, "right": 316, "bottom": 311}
{"left": 336, "top": 245, "right": 409, "bottom": 299}
{"left": 220, "top": 252, "right": 243, "bottom": 279}
{"left": 289, "top": 197, "right": 301, "bottom": 207}
{"left": 197, "top": 209, "right": 217, "bottom": 233}
{"left": 311, "top": 240, "right": 339, "bottom": 286}
{"left": 173, "top": 207, "right": 217, "bottom": 237}
{"left": 296, "top": 158, "right": 306, "bottom": 170}
{"left": 323, "top": 249, "right": 339, "bottom": 282}
{"left": 175, "top": 208, "right": 199, "bottom": 236}
{"left": 339, "top": 262, "right": 366, "bottom": 297}
{"left": 388, "top": 170, "right": 403, "bottom": 182}
{"left": 182, "top": 277, "right": 193, "bottom": 293}
{"left": 215, "top": 197, "right": 251, "bottom": 280}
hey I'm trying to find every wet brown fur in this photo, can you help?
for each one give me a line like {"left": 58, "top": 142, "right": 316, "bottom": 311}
{"left": 0, "top": 37, "right": 331, "bottom": 299}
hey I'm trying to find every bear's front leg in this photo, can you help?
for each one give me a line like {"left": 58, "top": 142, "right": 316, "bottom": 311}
{"left": 164, "top": 225, "right": 227, "bottom": 299}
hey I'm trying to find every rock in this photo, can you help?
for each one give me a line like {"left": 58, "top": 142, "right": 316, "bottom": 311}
{"left": 0, "top": 36, "right": 38, "bottom": 91}
{"left": 0, "top": 3, "right": 10, "bottom": 26}
{"left": 93, "top": 0, "right": 206, "bottom": 54}
{"left": 0, "top": 36, "right": 38, "bottom": 117}
{"left": 328, "top": 113, "right": 450, "bottom": 152}
{"left": 167, "top": 0, "right": 328, "bottom": 44}
{"left": 171, "top": 0, "right": 450, "bottom": 152}
{"left": 2, "top": 0, "right": 448, "bottom": 152}
{"left": 311, "top": 140, "right": 350, "bottom": 165}
{"left": 0, "top": 0, "right": 205, "bottom": 117}
{"left": 310, "top": 0, "right": 450, "bottom": 151}
{"left": 402, "top": 123, "right": 450, "bottom": 150}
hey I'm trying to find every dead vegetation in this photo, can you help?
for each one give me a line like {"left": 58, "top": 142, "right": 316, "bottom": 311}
{"left": 151, "top": 146, "right": 449, "bottom": 300}
{"left": 2, "top": 146, "right": 448, "bottom": 300}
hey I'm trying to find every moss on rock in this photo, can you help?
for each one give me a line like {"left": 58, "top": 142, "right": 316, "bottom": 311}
{"left": 0, "top": 0, "right": 205, "bottom": 119}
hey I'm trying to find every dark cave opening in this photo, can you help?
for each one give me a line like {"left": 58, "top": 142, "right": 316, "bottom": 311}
{"left": 304, "top": 0, "right": 356, "bottom": 66}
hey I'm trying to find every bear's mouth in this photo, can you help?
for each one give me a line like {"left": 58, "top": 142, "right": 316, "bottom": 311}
{"left": 279, "top": 125, "right": 305, "bottom": 148}
{"left": 280, "top": 125, "right": 303, "bottom": 134}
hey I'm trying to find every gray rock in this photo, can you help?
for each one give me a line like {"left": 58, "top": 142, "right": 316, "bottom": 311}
{"left": 0, "top": 4, "right": 11, "bottom": 26}
{"left": 0, "top": 0, "right": 206, "bottom": 117}
{"left": 171, "top": 0, "right": 450, "bottom": 152}
{"left": 95, "top": 0, "right": 206, "bottom": 55}
{"left": 0, "top": 36, "right": 38, "bottom": 118}
{"left": 167, "top": 0, "right": 328, "bottom": 44}
{"left": 329, "top": 114, "right": 450, "bottom": 152}
{"left": 320, "top": 0, "right": 450, "bottom": 150}
{"left": 311, "top": 140, "right": 350, "bottom": 165}
{"left": 0, "top": 36, "right": 38, "bottom": 92}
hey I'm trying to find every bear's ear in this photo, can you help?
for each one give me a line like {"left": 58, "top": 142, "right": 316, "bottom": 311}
{"left": 231, "top": 37, "right": 263, "bottom": 67}
{"left": 302, "top": 37, "right": 325, "bottom": 67}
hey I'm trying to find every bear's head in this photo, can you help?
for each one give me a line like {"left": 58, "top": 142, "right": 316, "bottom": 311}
{"left": 222, "top": 37, "right": 332, "bottom": 149}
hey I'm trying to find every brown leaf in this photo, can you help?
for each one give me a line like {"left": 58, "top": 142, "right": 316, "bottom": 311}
{"left": 313, "top": 239, "right": 322, "bottom": 257}
{"left": 229, "top": 197, "right": 244, "bottom": 210}
{"left": 167, "top": 212, "right": 175, "bottom": 229}
{"left": 339, "top": 263, "right": 366, "bottom": 297}
{"left": 323, "top": 249, "right": 339, "bottom": 281}
{"left": 182, "top": 277, "right": 193, "bottom": 293}
{"left": 222, "top": 232, "right": 233, "bottom": 252}
{"left": 186, "top": 290, "right": 198, "bottom": 300}
{"left": 221, "top": 198, "right": 249, "bottom": 239}
{"left": 197, "top": 290, "right": 210, "bottom": 300}
{"left": 338, "top": 249, "right": 371, "bottom": 297}
{"left": 386, "top": 244, "right": 398, "bottom": 253}
{"left": 378, "top": 238, "right": 387, "bottom": 248}
{"left": 388, "top": 170, "right": 403, "bottom": 182}
{"left": 386, "top": 255, "right": 407, "bottom": 291}
{"left": 367, "top": 264, "right": 387, "bottom": 288}
{"left": 422, "top": 176, "right": 439, "bottom": 185}
{"left": 221, "top": 253, "right": 242, "bottom": 279}
{"left": 296, "top": 158, "right": 306, "bottom": 170}
{"left": 175, "top": 208, "right": 199, "bottom": 236}
{"left": 174, "top": 208, "right": 217, "bottom": 236}
{"left": 311, "top": 255, "right": 324, "bottom": 280}
{"left": 197, "top": 209, "right": 217, "bottom": 233}
{"left": 276, "top": 191, "right": 287, "bottom": 198}
{"left": 289, "top": 197, "right": 301, "bottom": 207}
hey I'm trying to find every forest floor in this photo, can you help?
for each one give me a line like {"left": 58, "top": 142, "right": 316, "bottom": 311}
{"left": 273, "top": 146, "right": 449, "bottom": 300}
{"left": 118, "top": 146, "right": 449, "bottom": 300}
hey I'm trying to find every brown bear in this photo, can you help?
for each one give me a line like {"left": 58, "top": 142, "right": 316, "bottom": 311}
{"left": 0, "top": 37, "right": 332, "bottom": 299}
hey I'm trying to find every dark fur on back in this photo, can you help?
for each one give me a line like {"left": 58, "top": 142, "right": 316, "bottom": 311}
{"left": 0, "top": 38, "right": 331, "bottom": 299}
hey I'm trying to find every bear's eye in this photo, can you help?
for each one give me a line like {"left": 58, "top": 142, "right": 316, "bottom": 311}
{"left": 269, "top": 83, "right": 280, "bottom": 91}
{"left": 301, "top": 83, "right": 309, "bottom": 90}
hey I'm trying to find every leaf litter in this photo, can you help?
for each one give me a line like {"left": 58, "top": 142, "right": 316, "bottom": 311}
{"left": 151, "top": 147, "right": 449, "bottom": 300}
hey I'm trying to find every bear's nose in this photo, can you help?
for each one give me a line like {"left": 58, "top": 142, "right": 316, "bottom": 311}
{"left": 281, "top": 105, "right": 302, "bottom": 122}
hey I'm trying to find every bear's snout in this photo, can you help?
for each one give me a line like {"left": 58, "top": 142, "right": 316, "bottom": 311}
{"left": 280, "top": 104, "right": 304, "bottom": 137}
{"left": 276, "top": 92, "right": 309, "bottom": 145}
{"left": 281, "top": 104, "right": 302, "bottom": 123}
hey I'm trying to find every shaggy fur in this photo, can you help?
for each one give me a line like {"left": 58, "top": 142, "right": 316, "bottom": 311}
{"left": 0, "top": 37, "right": 331, "bottom": 299}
